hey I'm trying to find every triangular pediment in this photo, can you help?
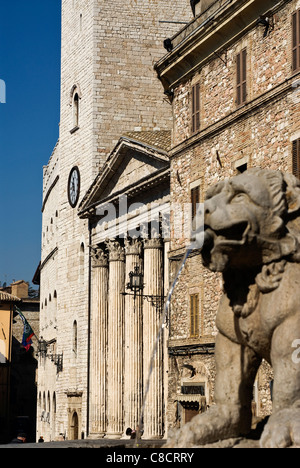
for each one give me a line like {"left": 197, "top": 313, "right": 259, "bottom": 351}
{"left": 99, "top": 146, "right": 168, "bottom": 199}
{"left": 79, "top": 132, "right": 170, "bottom": 216}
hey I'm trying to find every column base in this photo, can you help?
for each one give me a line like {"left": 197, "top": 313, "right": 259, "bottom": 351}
{"left": 88, "top": 432, "right": 105, "bottom": 440}
{"left": 142, "top": 434, "right": 164, "bottom": 440}
{"left": 104, "top": 432, "right": 123, "bottom": 440}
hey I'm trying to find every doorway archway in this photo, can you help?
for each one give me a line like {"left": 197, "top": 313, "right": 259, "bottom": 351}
{"left": 70, "top": 411, "right": 79, "bottom": 440}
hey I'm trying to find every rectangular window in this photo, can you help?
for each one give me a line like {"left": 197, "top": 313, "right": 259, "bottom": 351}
{"left": 192, "top": 82, "right": 200, "bottom": 134}
{"left": 236, "top": 48, "right": 247, "bottom": 106}
{"left": 292, "top": 10, "right": 300, "bottom": 73}
{"left": 190, "top": 294, "right": 199, "bottom": 337}
{"left": 191, "top": 186, "right": 200, "bottom": 221}
{"left": 292, "top": 139, "right": 300, "bottom": 179}
{"left": 181, "top": 384, "right": 205, "bottom": 395}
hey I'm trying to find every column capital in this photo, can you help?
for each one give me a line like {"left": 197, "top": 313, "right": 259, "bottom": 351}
{"left": 143, "top": 237, "right": 163, "bottom": 250}
{"left": 106, "top": 240, "right": 125, "bottom": 262}
{"left": 92, "top": 248, "right": 108, "bottom": 268}
{"left": 125, "top": 238, "right": 142, "bottom": 256}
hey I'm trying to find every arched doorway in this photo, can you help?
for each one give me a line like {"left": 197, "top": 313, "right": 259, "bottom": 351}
{"left": 70, "top": 411, "right": 79, "bottom": 440}
{"left": 67, "top": 392, "right": 82, "bottom": 440}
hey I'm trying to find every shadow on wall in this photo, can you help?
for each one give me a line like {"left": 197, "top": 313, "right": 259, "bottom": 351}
{"left": 10, "top": 339, "right": 38, "bottom": 443}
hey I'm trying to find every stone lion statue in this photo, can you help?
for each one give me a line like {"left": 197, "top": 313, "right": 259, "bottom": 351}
{"left": 168, "top": 168, "right": 300, "bottom": 448}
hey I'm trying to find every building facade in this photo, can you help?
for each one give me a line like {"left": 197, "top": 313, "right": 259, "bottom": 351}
{"left": 79, "top": 131, "right": 171, "bottom": 439}
{"left": 0, "top": 291, "right": 20, "bottom": 443}
{"left": 38, "top": 0, "right": 192, "bottom": 441}
{"left": 155, "top": 0, "right": 300, "bottom": 429}
{"left": 10, "top": 281, "right": 39, "bottom": 443}
{"left": 0, "top": 280, "right": 39, "bottom": 442}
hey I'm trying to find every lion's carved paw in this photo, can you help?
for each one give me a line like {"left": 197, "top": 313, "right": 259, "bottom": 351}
{"left": 260, "top": 405, "right": 300, "bottom": 448}
{"left": 165, "top": 405, "right": 245, "bottom": 448}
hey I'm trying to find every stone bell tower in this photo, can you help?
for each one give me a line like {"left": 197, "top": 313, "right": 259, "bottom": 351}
{"left": 38, "top": 0, "right": 192, "bottom": 441}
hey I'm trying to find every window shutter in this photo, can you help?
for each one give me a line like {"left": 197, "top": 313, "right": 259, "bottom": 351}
{"left": 191, "top": 295, "right": 196, "bottom": 337}
{"left": 293, "top": 139, "right": 300, "bottom": 179}
{"left": 191, "top": 186, "right": 200, "bottom": 220}
{"left": 236, "top": 52, "right": 241, "bottom": 106}
{"left": 190, "top": 296, "right": 195, "bottom": 337}
{"left": 292, "top": 11, "right": 300, "bottom": 73}
{"left": 292, "top": 12, "right": 298, "bottom": 72}
{"left": 195, "top": 295, "right": 199, "bottom": 335}
{"left": 192, "top": 83, "right": 200, "bottom": 133}
{"left": 237, "top": 49, "right": 247, "bottom": 106}
{"left": 242, "top": 49, "right": 247, "bottom": 103}
{"left": 190, "top": 294, "right": 199, "bottom": 337}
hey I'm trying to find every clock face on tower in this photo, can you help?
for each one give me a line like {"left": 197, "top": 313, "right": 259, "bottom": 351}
{"left": 68, "top": 166, "right": 81, "bottom": 208}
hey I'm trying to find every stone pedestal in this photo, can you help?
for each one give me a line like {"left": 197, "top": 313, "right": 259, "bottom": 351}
{"left": 143, "top": 238, "right": 164, "bottom": 439}
{"left": 90, "top": 249, "right": 108, "bottom": 437}
{"left": 106, "top": 241, "right": 125, "bottom": 438}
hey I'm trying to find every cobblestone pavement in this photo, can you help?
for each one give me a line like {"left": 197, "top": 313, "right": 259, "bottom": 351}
{"left": 0, "top": 438, "right": 166, "bottom": 449}
{"left": 1, "top": 437, "right": 298, "bottom": 449}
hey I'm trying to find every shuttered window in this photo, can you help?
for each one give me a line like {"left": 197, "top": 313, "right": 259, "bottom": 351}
{"left": 190, "top": 294, "right": 199, "bottom": 338}
{"left": 292, "top": 139, "right": 300, "bottom": 179}
{"left": 191, "top": 186, "right": 200, "bottom": 221}
{"left": 292, "top": 10, "right": 300, "bottom": 73}
{"left": 236, "top": 48, "right": 247, "bottom": 106}
{"left": 192, "top": 82, "right": 200, "bottom": 134}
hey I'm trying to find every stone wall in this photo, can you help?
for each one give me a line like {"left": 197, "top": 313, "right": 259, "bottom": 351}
{"left": 93, "top": 0, "right": 193, "bottom": 167}
{"left": 165, "top": 0, "right": 300, "bottom": 430}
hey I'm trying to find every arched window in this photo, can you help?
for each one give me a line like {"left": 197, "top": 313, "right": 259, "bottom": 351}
{"left": 52, "top": 392, "right": 56, "bottom": 414}
{"left": 79, "top": 243, "right": 85, "bottom": 282}
{"left": 38, "top": 392, "right": 42, "bottom": 424}
{"left": 51, "top": 392, "right": 57, "bottom": 441}
{"left": 73, "top": 93, "right": 79, "bottom": 128}
{"left": 73, "top": 320, "right": 78, "bottom": 357}
{"left": 47, "top": 391, "right": 51, "bottom": 413}
{"left": 70, "top": 85, "right": 81, "bottom": 134}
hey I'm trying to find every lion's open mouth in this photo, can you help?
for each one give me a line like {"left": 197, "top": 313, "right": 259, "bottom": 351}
{"left": 202, "top": 221, "right": 250, "bottom": 254}
{"left": 215, "top": 221, "right": 249, "bottom": 244}
{"left": 201, "top": 221, "right": 250, "bottom": 270}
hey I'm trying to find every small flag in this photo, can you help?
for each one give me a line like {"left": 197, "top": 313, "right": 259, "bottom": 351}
{"left": 14, "top": 306, "right": 35, "bottom": 351}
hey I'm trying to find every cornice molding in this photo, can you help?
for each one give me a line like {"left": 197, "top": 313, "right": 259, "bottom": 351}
{"left": 155, "top": 0, "right": 283, "bottom": 91}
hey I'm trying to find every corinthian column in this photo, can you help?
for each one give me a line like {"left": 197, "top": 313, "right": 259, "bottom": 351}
{"left": 106, "top": 241, "right": 125, "bottom": 438}
{"left": 90, "top": 248, "right": 108, "bottom": 437}
{"left": 124, "top": 238, "right": 143, "bottom": 434}
{"left": 143, "top": 237, "right": 164, "bottom": 439}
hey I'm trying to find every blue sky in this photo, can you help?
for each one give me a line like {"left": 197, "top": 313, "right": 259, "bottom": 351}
{"left": 0, "top": 0, "right": 61, "bottom": 287}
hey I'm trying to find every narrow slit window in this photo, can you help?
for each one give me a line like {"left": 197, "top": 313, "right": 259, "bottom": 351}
{"left": 73, "top": 93, "right": 79, "bottom": 128}
{"left": 73, "top": 320, "right": 78, "bottom": 357}
{"left": 191, "top": 186, "right": 200, "bottom": 221}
